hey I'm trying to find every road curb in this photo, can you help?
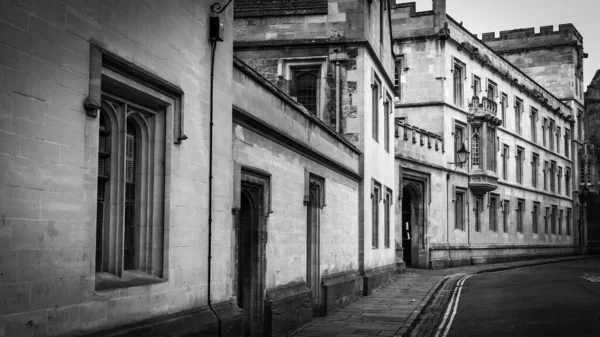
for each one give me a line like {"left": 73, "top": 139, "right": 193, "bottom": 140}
{"left": 472, "top": 256, "right": 592, "bottom": 275}
{"left": 398, "top": 276, "right": 451, "bottom": 337}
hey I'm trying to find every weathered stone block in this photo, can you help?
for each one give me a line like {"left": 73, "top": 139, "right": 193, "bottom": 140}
{"left": 0, "top": 250, "right": 17, "bottom": 284}
{"left": 0, "top": 282, "right": 30, "bottom": 315}
{"left": 362, "top": 265, "right": 396, "bottom": 296}
{"left": 321, "top": 271, "right": 361, "bottom": 316}
{"left": 264, "top": 282, "right": 312, "bottom": 337}
{"left": 0, "top": 20, "right": 31, "bottom": 53}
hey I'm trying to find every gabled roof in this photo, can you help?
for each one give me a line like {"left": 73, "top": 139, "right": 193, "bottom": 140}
{"left": 234, "top": 0, "right": 328, "bottom": 17}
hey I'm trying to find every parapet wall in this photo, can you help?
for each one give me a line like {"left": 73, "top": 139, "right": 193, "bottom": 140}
{"left": 390, "top": 2, "right": 434, "bottom": 39}
{"left": 481, "top": 24, "right": 582, "bottom": 52}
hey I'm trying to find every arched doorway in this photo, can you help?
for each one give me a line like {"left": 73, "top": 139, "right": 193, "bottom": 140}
{"left": 306, "top": 182, "right": 321, "bottom": 315}
{"left": 238, "top": 182, "right": 265, "bottom": 337}
{"left": 401, "top": 191, "right": 412, "bottom": 266}
{"left": 400, "top": 182, "right": 426, "bottom": 268}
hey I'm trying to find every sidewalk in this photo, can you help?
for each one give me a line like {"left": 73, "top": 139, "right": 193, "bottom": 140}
{"left": 292, "top": 255, "right": 591, "bottom": 337}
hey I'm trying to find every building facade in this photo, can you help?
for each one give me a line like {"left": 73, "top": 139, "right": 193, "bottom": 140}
{"left": 0, "top": 0, "right": 590, "bottom": 336}
{"left": 391, "top": 0, "right": 582, "bottom": 268}
{"left": 584, "top": 70, "right": 600, "bottom": 254}
{"left": 234, "top": 0, "right": 399, "bottom": 298}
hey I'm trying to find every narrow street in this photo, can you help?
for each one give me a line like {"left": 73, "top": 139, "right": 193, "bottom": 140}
{"left": 443, "top": 258, "right": 600, "bottom": 337}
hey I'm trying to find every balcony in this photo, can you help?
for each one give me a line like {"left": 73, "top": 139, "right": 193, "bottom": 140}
{"left": 469, "top": 170, "right": 499, "bottom": 194}
{"left": 468, "top": 96, "right": 502, "bottom": 126}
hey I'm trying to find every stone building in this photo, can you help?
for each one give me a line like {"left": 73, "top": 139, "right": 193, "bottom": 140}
{"left": 0, "top": 0, "right": 365, "bottom": 336}
{"left": 0, "top": 0, "right": 589, "bottom": 336}
{"left": 391, "top": 0, "right": 582, "bottom": 268}
{"left": 584, "top": 70, "right": 600, "bottom": 254}
{"left": 234, "top": 0, "right": 398, "bottom": 300}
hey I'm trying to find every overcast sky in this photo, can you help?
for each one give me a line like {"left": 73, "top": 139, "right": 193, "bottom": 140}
{"left": 400, "top": 0, "right": 600, "bottom": 87}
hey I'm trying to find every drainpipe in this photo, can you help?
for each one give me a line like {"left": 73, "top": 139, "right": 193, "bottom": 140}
{"left": 335, "top": 60, "right": 341, "bottom": 132}
{"left": 446, "top": 174, "right": 450, "bottom": 245}
{"left": 330, "top": 50, "right": 348, "bottom": 133}
{"left": 207, "top": 2, "right": 231, "bottom": 336}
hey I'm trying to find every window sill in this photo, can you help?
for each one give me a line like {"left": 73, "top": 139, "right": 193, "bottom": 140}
{"left": 95, "top": 270, "right": 165, "bottom": 291}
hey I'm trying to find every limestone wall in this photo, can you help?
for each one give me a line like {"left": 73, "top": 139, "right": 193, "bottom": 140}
{"left": 231, "top": 59, "right": 361, "bottom": 288}
{"left": 0, "top": 1, "right": 235, "bottom": 336}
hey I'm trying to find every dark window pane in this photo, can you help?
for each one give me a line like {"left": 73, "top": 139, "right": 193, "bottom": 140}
{"left": 296, "top": 73, "right": 318, "bottom": 115}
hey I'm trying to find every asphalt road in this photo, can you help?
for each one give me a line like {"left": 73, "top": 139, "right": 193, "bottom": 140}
{"left": 446, "top": 258, "right": 600, "bottom": 337}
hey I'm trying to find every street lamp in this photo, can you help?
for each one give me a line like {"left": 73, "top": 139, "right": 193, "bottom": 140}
{"left": 447, "top": 141, "right": 470, "bottom": 179}
{"left": 455, "top": 142, "right": 470, "bottom": 168}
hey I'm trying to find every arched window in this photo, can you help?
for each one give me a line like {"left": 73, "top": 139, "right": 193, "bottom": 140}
{"left": 95, "top": 99, "right": 166, "bottom": 288}
{"left": 124, "top": 120, "right": 137, "bottom": 270}
{"left": 472, "top": 127, "right": 480, "bottom": 168}
{"left": 296, "top": 72, "right": 318, "bottom": 115}
{"left": 96, "top": 111, "right": 111, "bottom": 273}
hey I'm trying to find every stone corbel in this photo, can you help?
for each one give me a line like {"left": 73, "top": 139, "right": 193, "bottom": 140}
{"left": 438, "top": 22, "right": 451, "bottom": 41}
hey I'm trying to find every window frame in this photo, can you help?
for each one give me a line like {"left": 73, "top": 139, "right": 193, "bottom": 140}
{"left": 516, "top": 199, "right": 525, "bottom": 233}
{"left": 516, "top": 146, "right": 524, "bottom": 184}
{"left": 549, "top": 118, "right": 555, "bottom": 151}
{"left": 394, "top": 57, "right": 403, "bottom": 99}
{"left": 282, "top": 57, "right": 327, "bottom": 119}
{"left": 93, "top": 62, "right": 175, "bottom": 289}
{"left": 489, "top": 194, "right": 499, "bottom": 232}
{"left": 453, "top": 60, "right": 465, "bottom": 107}
{"left": 454, "top": 121, "right": 466, "bottom": 167}
{"left": 372, "top": 73, "right": 382, "bottom": 143}
{"left": 567, "top": 208, "right": 572, "bottom": 236}
{"left": 372, "top": 179, "right": 382, "bottom": 249}
{"left": 532, "top": 152, "right": 539, "bottom": 188}
{"left": 384, "top": 187, "right": 393, "bottom": 248}
{"left": 565, "top": 128, "right": 570, "bottom": 158}
{"left": 502, "top": 199, "right": 510, "bottom": 232}
{"left": 486, "top": 79, "right": 497, "bottom": 101}
{"left": 501, "top": 93, "right": 508, "bottom": 127}
{"left": 550, "top": 161, "right": 557, "bottom": 192}
{"left": 502, "top": 144, "right": 509, "bottom": 180}
{"left": 533, "top": 202, "right": 540, "bottom": 235}
{"left": 384, "top": 93, "right": 392, "bottom": 152}
{"left": 530, "top": 107, "right": 538, "bottom": 142}
{"left": 515, "top": 97, "right": 523, "bottom": 135}
{"left": 473, "top": 74, "right": 481, "bottom": 98}
{"left": 455, "top": 189, "right": 466, "bottom": 231}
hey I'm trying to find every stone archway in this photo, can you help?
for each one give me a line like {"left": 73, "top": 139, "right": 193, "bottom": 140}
{"left": 399, "top": 181, "right": 427, "bottom": 268}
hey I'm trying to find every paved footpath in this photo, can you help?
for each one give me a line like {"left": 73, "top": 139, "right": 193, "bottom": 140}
{"left": 292, "top": 256, "right": 591, "bottom": 337}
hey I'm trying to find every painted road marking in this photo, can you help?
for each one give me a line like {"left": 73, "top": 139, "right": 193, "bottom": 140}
{"left": 434, "top": 274, "right": 475, "bottom": 337}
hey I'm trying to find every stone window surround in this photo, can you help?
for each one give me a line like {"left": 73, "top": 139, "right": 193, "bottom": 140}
{"left": 514, "top": 96, "right": 523, "bottom": 135}
{"left": 515, "top": 146, "right": 524, "bottom": 184}
{"left": 501, "top": 144, "right": 509, "bottom": 181}
{"left": 371, "top": 179, "right": 383, "bottom": 249}
{"left": 453, "top": 187, "right": 467, "bottom": 231}
{"left": 384, "top": 187, "right": 393, "bottom": 248}
{"left": 488, "top": 193, "right": 499, "bottom": 232}
{"left": 502, "top": 199, "right": 510, "bottom": 233}
{"left": 530, "top": 106, "right": 538, "bottom": 143}
{"left": 89, "top": 47, "right": 180, "bottom": 291}
{"left": 531, "top": 152, "right": 539, "bottom": 188}
{"left": 450, "top": 56, "right": 466, "bottom": 107}
{"left": 485, "top": 78, "right": 498, "bottom": 100}
{"left": 532, "top": 201, "right": 541, "bottom": 235}
{"left": 277, "top": 56, "right": 328, "bottom": 120}
{"left": 372, "top": 70, "right": 383, "bottom": 143}
{"left": 516, "top": 198, "right": 525, "bottom": 233}
{"left": 452, "top": 119, "right": 467, "bottom": 170}
{"left": 394, "top": 55, "right": 406, "bottom": 99}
